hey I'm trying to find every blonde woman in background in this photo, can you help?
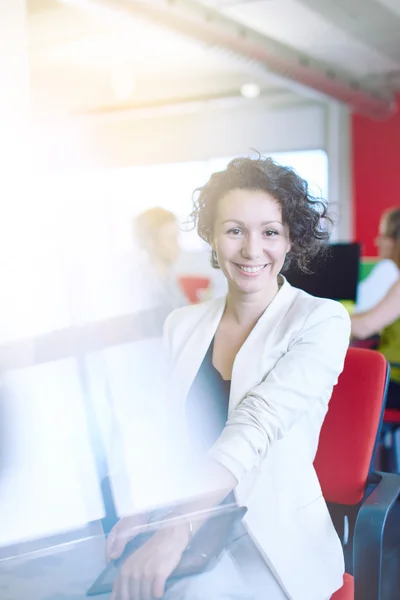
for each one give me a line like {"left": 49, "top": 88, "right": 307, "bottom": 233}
{"left": 352, "top": 278, "right": 400, "bottom": 409}
{"left": 355, "top": 208, "right": 400, "bottom": 313}
{"left": 352, "top": 208, "right": 400, "bottom": 409}
{"left": 133, "top": 208, "right": 187, "bottom": 334}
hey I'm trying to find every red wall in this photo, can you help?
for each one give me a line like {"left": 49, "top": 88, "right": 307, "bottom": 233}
{"left": 352, "top": 97, "right": 400, "bottom": 256}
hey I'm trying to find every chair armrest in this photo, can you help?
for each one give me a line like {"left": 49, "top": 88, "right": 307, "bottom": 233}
{"left": 350, "top": 336, "right": 380, "bottom": 350}
{"left": 353, "top": 471, "right": 400, "bottom": 600}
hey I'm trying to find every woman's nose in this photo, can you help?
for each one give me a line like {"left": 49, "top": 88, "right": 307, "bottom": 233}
{"left": 241, "top": 234, "right": 263, "bottom": 260}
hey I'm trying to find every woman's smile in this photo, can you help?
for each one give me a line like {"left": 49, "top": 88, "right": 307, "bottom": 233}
{"left": 233, "top": 263, "right": 270, "bottom": 276}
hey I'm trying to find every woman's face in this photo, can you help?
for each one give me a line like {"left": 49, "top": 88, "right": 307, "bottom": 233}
{"left": 375, "top": 215, "right": 395, "bottom": 260}
{"left": 212, "top": 189, "right": 291, "bottom": 295}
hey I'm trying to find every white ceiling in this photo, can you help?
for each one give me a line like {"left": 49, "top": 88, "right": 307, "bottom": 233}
{"left": 203, "top": 0, "right": 400, "bottom": 77}
{"left": 27, "top": 0, "right": 400, "bottom": 120}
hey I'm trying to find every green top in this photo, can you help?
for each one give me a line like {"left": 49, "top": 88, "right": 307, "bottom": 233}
{"left": 379, "top": 319, "right": 400, "bottom": 383}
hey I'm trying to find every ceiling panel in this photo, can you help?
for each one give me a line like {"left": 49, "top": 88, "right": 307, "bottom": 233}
{"left": 377, "top": 0, "right": 400, "bottom": 20}
{"left": 294, "top": 0, "right": 400, "bottom": 64}
{"left": 27, "top": 0, "right": 291, "bottom": 118}
{"left": 221, "top": 0, "right": 400, "bottom": 77}
{"left": 26, "top": 0, "right": 400, "bottom": 119}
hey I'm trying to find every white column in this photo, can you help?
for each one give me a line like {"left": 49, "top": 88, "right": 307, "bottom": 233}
{"left": 0, "top": 0, "right": 31, "bottom": 179}
{"left": 0, "top": 3, "right": 105, "bottom": 550}
{"left": 325, "top": 101, "right": 353, "bottom": 242}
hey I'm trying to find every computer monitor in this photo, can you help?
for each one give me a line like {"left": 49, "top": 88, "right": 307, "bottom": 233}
{"left": 284, "top": 243, "right": 361, "bottom": 302}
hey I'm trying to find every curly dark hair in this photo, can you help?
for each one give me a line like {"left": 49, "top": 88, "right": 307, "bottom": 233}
{"left": 190, "top": 155, "right": 332, "bottom": 272}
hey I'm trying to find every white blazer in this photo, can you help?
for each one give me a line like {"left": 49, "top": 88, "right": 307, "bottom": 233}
{"left": 163, "top": 276, "right": 351, "bottom": 600}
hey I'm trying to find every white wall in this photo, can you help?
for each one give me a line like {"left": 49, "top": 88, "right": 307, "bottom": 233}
{"left": 42, "top": 97, "right": 352, "bottom": 240}
{"left": 47, "top": 99, "right": 327, "bottom": 170}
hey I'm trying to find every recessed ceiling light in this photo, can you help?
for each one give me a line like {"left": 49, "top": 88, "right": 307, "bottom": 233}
{"left": 240, "top": 83, "right": 261, "bottom": 99}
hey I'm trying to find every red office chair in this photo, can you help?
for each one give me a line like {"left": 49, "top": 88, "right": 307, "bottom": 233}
{"left": 382, "top": 362, "right": 400, "bottom": 473}
{"left": 351, "top": 341, "right": 400, "bottom": 473}
{"left": 314, "top": 347, "right": 400, "bottom": 600}
{"left": 382, "top": 409, "right": 400, "bottom": 473}
{"left": 179, "top": 276, "right": 211, "bottom": 304}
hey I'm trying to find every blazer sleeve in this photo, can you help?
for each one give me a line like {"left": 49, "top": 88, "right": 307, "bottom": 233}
{"left": 208, "top": 301, "right": 351, "bottom": 483}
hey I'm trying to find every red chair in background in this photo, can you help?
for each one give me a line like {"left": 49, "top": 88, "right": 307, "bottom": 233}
{"left": 179, "top": 276, "right": 211, "bottom": 304}
{"left": 351, "top": 340, "right": 400, "bottom": 473}
{"left": 382, "top": 408, "right": 400, "bottom": 472}
{"left": 381, "top": 362, "right": 400, "bottom": 473}
{"left": 314, "top": 347, "right": 400, "bottom": 600}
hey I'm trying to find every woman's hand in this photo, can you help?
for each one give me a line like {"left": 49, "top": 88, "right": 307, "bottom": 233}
{"left": 111, "top": 523, "right": 189, "bottom": 600}
{"left": 105, "top": 514, "right": 149, "bottom": 564}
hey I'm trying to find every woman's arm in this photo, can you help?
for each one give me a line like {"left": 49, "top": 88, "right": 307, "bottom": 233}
{"left": 110, "top": 460, "right": 236, "bottom": 600}
{"left": 351, "top": 280, "right": 400, "bottom": 340}
{"left": 209, "top": 301, "right": 350, "bottom": 482}
{"left": 111, "top": 301, "right": 350, "bottom": 600}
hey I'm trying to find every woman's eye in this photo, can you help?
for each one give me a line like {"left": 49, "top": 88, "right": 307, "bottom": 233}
{"left": 227, "top": 228, "right": 242, "bottom": 236}
{"left": 264, "top": 229, "right": 278, "bottom": 237}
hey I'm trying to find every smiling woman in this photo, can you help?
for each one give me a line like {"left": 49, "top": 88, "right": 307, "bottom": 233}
{"left": 191, "top": 155, "right": 332, "bottom": 274}
{"left": 209, "top": 188, "right": 291, "bottom": 297}
{"left": 108, "top": 155, "right": 350, "bottom": 600}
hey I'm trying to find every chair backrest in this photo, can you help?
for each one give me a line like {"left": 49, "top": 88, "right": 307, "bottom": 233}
{"left": 179, "top": 276, "right": 211, "bottom": 304}
{"left": 314, "top": 347, "right": 388, "bottom": 505}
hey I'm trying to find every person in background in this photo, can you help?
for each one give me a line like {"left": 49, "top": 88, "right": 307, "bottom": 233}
{"left": 352, "top": 278, "right": 400, "bottom": 409}
{"left": 352, "top": 208, "right": 400, "bottom": 409}
{"left": 355, "top": 208, "right": 400, "bottom": 313}
{"left": 107, "top": 157, "right": 351, "bottom": 600}
{"left": 133, "top": 208, "right": 187, "bottom": 334}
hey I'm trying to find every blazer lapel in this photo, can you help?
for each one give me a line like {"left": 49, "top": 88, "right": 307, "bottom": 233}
{"left": 172, "top": 297, "right": 226, "bottom": 403}
{"left": 229, "top": 278, "right": 296, "bottom": 412}
{"left": 171, "top": 277, "right": 296, "bottom": 414}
